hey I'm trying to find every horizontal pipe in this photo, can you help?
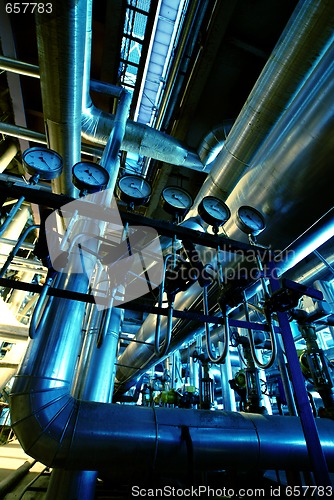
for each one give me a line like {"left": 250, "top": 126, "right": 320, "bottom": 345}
{"left": 0, "top": 56, "right": 40, "bottom": 78}
{"left": 0, "top": 460, "right": 37, "bottom": 497}
{"left": 9, "top": 383, "right": 334, "bottom": 475}
{"left": 0, "top": 52, "right": 206, "bottom": 169}
{"left": 0, "top": 121, "right": 104, "bottom": 158}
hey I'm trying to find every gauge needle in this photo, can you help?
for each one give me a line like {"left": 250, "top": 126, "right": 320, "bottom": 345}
{"left": 172, "top": 194, "right": 186, "bottom": 207}
{"left": 130, "top": 183, "right": 143, "bottom": 195}
{"left": 39, "top": 156, "right": 50, "bottom": 168}
{"left": 212, "top": 205, "right": 222, "bottom": 214}
{"left": 84, "top": 169, "right": 100, "bottom": 183}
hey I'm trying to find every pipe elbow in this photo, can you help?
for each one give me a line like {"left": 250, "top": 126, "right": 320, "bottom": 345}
{"left": 10, "top": 379, "right": 78, "bottom": 467}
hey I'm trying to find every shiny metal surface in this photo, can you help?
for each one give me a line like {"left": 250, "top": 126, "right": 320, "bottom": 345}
{"left": 222, "top": 42, "right": 334, "bottom": 248}
{"left": 10, "top": 382, "right": 334, "bottom": 473}
{"left": 116, "top": 11, "right": 334, "bottom": 390}
{"left": 188, "top": 0, "right": 334, "bottom": 207}
{"left": 35, "top": 0, "right": 87, "bottom": 196}
{"left": 81, "top": 0, "right": 204, "bottom": 171}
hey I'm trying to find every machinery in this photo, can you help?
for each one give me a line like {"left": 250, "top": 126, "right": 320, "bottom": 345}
{"left": 0, "top": 0, "right": 333, "bottom": 498}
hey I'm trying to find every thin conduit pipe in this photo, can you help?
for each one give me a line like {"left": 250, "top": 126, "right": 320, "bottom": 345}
{"left": 29, "top": 269, "right": 57, "bottom": 339}
{"left": 155, "top": 253, "right": 175, "bottom": 358}
{"left": 0, "top": 121, "right": 104, "bottom": 158}
{"left": 0, "top": 196, "right": 26, "bottom": 237}
{"left": 0, "top": 224, "right": 39, "bottom": 278}
{"left": 243, "top": 294, "right": 276, "bottom": 370}
{"left": 204, "top": 285, "right": 229, "bottom": 364}
{"left": 245, "top": 235, "right": 277, "bottom": 369}
{"left": 313, "top": 249, "right": 334, "bottom": 279}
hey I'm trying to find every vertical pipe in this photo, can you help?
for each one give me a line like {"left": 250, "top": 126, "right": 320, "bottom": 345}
{"left": 35, "top": 0, "right": 87, "bottom": 196}
{"left": 275, "top": 336, "right": 297, "bottom": 416}
{"left": 218, "top": 341, "right": 236, "bottom": 412}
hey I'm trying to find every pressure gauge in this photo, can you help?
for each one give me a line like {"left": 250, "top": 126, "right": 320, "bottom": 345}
{"left": 198, "top": 196, "right": 231, "bottom": 227}
{"left": 161, "top": 186, "right": 193, "bottom": 217}
{"left": 117, "top": 174, "right": 151, "bottom": 206}
{"left": 235, "top": 205, "right": 266, "bottom": 236}
{"left": 72, "top": 161, "right": 110, "bottom": 194}
{"left": 22, "top": 147, "right": 63, "bottom": 180}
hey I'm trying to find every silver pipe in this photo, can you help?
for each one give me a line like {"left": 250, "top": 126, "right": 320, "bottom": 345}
{"left": 0, "top": 121, "right": 104, "bottom": 158}
{"left": 0, "top": 142, "right": 18, "bottom": 172}
{"left": 197, "top": 121, "right": 234, "bottom": 167}
{"left": 313, "top": 249, "right": 334, "bottom": 279}
{"left": 9, "top": 380, "right": 334, "bottom": 474}
{"left": 35, "top": 0, "right": 87, "bottom": 196}
{"left": 0, "top": 56, "right": 206, "bottom": 168}
{"left": 188, "top": 0, "right": 334, "bottom": 210}
{"left": 115, "top": 37, "right": 334, "bottom": 392}
{"left": 81, "top": 2, "right": 204, "bottom": 170}
{"left": 0, "top": 55, "right": 40, "bottom": 78}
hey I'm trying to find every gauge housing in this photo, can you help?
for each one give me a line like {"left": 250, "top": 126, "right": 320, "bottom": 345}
{"left": 161, "top": 186, "right": 193, "bottom": 217}
{"left": 235, "top": 205, "right": 266, "bottom": 236}
{"left": 198, "top": 196, "right": 231, "bottom": 227}
{"left": 72, "top": 161, "right": 110, "bottom": 193}
{"left": 116, "top": 174, "right": 152, "bottom": 206}
{"left": 22, "top": 147, "right": 63, "bottom": 180}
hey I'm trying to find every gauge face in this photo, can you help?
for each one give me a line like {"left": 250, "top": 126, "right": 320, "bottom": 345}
{"left": 198, "top": 196, "right": 231, "bottom": 227}
{"left": 72, "top": 161, "right": 109, "bottom": 193}
{"left": 117, "top": 175, "right": 152, "bottom": 206}
{"left": 22, "top": 147, "right": 63, "bottom": 180}
{"left": 235, "top": 205, "right": 266, "bottom": 235}
{"left": 161, "top": 186, "right": 193, "bottom": 216}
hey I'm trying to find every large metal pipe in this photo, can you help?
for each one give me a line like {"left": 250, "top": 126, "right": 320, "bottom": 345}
{"left": 188, "top": 0, "right": 334, "bottom": 210}
{"left": 80, "top": 0, "right": 204, "bottom": 171}
{"left": 115, "top": 7, "right": 334, "bottom": 391}
{"left": 116, "top": 207, "right": 334, "bottom": 394}
{"left": 35, "top": 0, "right": 87, "bottom": 196}
{"left": 9, "top": 369, "right": 334, "bottom": 476}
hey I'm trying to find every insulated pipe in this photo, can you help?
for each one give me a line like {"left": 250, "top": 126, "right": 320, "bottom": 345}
{"left": 81, "top": 0, "right": 204, "bottom": 170}
{"left": 35, "top": 0, "right": 87, "bottom": 196}
{"left": 9, "top": 382, "right": 334, "bottom": 476}
{"left": 0, "top": 55, "right": 218, "bottom": 172}
{"left": 0, "top": 460, "right": 37, "bottom": 497}
{"left": 188, "top": 0, "right": 334, "bottom": 211}
{"left": 0, "top": 142, "right": 18, "bottom": 173}
{"left": 115, "top": 28, "right": 334, "bottom": 392}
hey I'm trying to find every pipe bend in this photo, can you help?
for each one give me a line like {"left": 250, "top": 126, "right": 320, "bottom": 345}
{"left": 10, "top": 380, "right": 77, "bottom": 467}
{"left": 9, "top": 380, "right": 334, "bottom": 474}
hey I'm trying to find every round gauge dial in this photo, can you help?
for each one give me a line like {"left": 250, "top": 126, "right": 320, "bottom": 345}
{"left": 22, "top": 147, "right": 63, "bottom": 180}
{"left": 161, "top": 186, "right": 193, "bottom": 216}
{"left": 72, "top": 161, "right": 110, "bottom": 193}
{"left": 235, "top": 205, "right": 266, "bottom": 236}
{"left": 117, "top": 175, "right": 152, "bottom": 206}
{"left": 198, "top": 196, "right": 231, "bottom": 227}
